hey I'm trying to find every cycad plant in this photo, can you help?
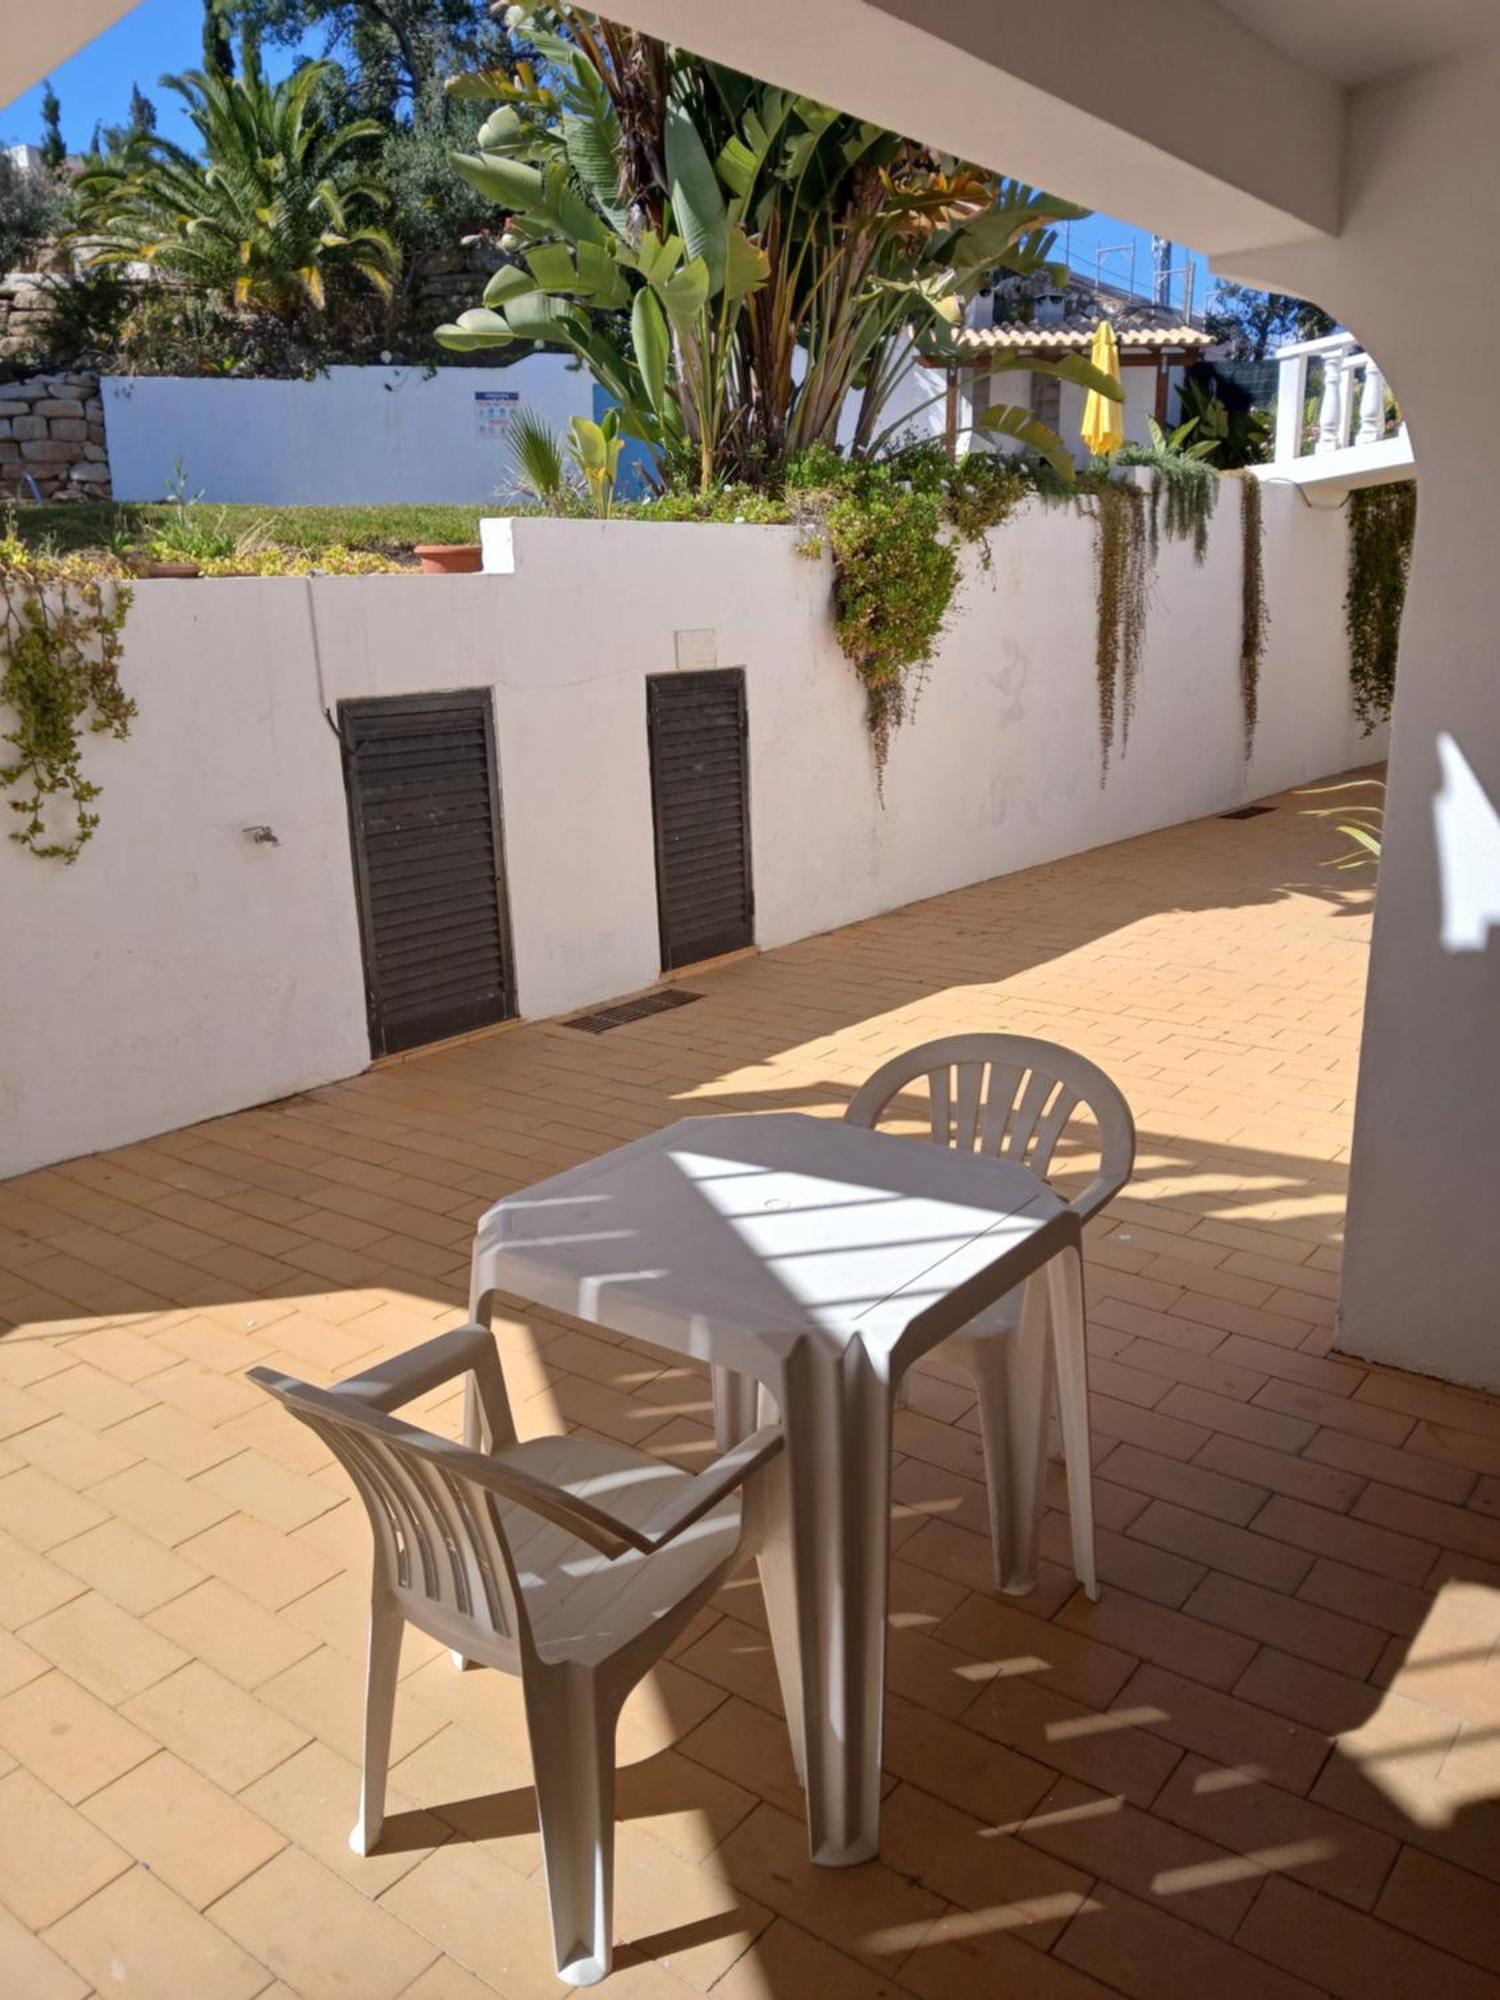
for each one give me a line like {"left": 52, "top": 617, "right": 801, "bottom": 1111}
{"left": 436, "top": 7, "right": 1119, "bottom": 487}
{"left": 73, "top": 61, "right": 398, "bottom": 318}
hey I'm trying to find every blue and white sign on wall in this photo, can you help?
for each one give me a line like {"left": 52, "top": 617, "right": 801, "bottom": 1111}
{"left": 474, "top": 390, "right": 520, "bottom": 442}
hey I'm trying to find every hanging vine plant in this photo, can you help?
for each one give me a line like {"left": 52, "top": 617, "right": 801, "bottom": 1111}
{"left": 1237, "top": 472, "right": 1267, "bottom": 760}
{"left": 1118, "top": 422, "right": 1219, "bottom": 564}
{"left": 0, "top": 527, "right": 135, "bottom": 863}
{"left": 1091, "top": 478, "right": 1150, "bottom": 770}
{"left": 1346, "top": 480, "right": 1415, "bottom": 731}
{"left": 787, "top": 444, "right": 1033, "bottom": 778}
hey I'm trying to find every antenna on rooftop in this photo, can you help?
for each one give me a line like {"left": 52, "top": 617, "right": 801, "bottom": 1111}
{"left": 1151, "top": 235, "right": 1173, "bottom": 307}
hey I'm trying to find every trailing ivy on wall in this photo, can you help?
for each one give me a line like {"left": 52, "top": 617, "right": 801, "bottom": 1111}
{"left": 786, "top": 445, "right": 1034, "bottom": 777}
{"left": 1091, "top": 479, "right": 1151, "bottom": 770}
{"left": 1238, "top": 472, "right": 1267, "bottom": 760}
{"left": 0, "top": 527, "right": 135, "bottom": 862}
{"left": 1346, "top": 480, "right": 1415, "bottom": 731}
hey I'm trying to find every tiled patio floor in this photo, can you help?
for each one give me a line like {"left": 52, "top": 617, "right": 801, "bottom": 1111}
{"left": 5, "top": 768, "right": 1500, "bottom": 1999}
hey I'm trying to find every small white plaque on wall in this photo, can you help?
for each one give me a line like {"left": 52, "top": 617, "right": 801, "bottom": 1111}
{"left": 674, "top": 629, "right": 717, "bottom": 671}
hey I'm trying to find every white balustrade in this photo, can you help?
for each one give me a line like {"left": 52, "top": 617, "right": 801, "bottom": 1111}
{"left": 1267, "top": 331, "right": 1407, "bottom": 477}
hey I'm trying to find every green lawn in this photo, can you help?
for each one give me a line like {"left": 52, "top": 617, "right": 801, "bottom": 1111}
{"left": 8, "top": 502, "right": 485, "bottom": 560}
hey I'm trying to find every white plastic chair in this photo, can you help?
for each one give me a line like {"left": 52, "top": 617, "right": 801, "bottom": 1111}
{"left": 251, "top": 1324, "right": 792, "bottom": 1988}
{"left": 848, "top": 1034, "right": 1134, "bottom": 1595}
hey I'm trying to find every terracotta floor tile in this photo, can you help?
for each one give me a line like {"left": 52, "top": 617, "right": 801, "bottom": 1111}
{"left": 177, "top": 1511, "right": 342, "bottom": 1609}
{"left": 82, "top": 1749, "right": 287, "bottom": 1908}
{"left": 703, "top": 1800, "right": 945, "bottom": 1972}
{"left": 1053, "top": 1879, "right": 1323, "bottom": 1999}
{"left": 935, "top": 1592, "right": 1138, "bottom": 1707}
{"left": 1128, "top": 1499, "right": 1313, "bottom": 1593}
{"left": 0, "top": 1466, "right": 110, "bottom": 1551}
{"left": 43, "top": 1866, "right": 270, "bottom": 1999}
{"left": 16, "top": 775, "right": 1500, "bottom": 2000}
{"left": 0, "top": 1767, "right": 133, "bottom": 1927}
{"left": 1235, "top": 1872, "right": 1500, "bottom": 2000}
{"left": 1153, "top": 1753, "right": 1398, "bottom": 1909}
{"left": 0, "top": 1899, "right": 90, "bottom": 2000}
{"left": 87, "top": 1459, "right": 237, "bottom": 1545}
{"left": 1374, "top": 1844, "right": 1500, "bottom": 1977}
{"left": 19, "top": 1589, "right": 189, "bottom": 1705}
{"left": 711, "top": 1916, "right": 909, "bottom": 2000}
{"left": 1020, "top": 1773, "right": 1260, "bottom": 1939}
{"left": 0, "top": 1527, "right": 87, "bottom": 1626}
{"left": 145, "top": 1577, "right": 321, "bottom": 1689}
{"left": 210, "top": 1844, "right": 440, "bottom": 2000}
{"left": 0, "top": 1668, "right": 156, "bottom": 1802}
{"left": 1058, "top": 1584, "right": 1259, "bottom": 1691}
{"left": 878, "top": 1780, "right": 1093, "bottom": 1946}
{"left": 1091, "top": 1443, "right": 1270, "bottom": 1526}
{"left": 966, "top": 1667, "right": 1183, "bottom": 1807}
{"left": 122, "top": 1660, "right": 310, "bottom": 1792}
{"left": 1185, "top": 1572, "right": 1385, "bottom": 1678}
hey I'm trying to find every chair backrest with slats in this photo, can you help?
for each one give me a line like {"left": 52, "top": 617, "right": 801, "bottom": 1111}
{"left": 845, "top": 1033, "right": 1135, "bottom": 1220}
{"left": 251, "top": 1370, "right": 527, "bottom": 1652}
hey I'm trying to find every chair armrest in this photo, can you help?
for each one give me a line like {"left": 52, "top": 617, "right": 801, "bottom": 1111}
{"left": 1070, "top": 1170, "right": 1128, "bottom": 1225}
{"left": 621, "top": 1423, "right": 784, "bottom": 1556}
{"left": 313, "top": 1324, "right": 514, "bottom": 1454}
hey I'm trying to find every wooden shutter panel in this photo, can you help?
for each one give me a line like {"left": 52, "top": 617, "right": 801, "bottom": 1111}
{"left": 340, "top": 691, "right": 514, "bottom": 1058}
{"left": 647, "top": 669, "right": 754, "bottom": 970}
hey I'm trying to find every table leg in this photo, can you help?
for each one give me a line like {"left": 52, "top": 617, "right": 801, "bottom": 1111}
{"left": 772, "top": 1342, "right": 892, "bottom": 1866}
{"left": 987, "top": 1269, "right": 1054, "bottom": 1595}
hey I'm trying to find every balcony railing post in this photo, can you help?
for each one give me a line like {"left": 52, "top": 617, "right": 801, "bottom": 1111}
{"left": 1274, "top": 350, "right": 1309, "bottom": 465}
{"left": 1316, "top": 355, "right": 1346, "bottom": 454}
{"left": 1357, "top": 359, "right": 1385, "bottom": 444}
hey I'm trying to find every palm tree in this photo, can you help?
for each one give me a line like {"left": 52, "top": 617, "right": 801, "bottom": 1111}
{"left": 73, "top": 61, "right": 398, "bottom": 318}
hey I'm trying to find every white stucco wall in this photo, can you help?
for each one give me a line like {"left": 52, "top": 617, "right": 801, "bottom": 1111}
{"left": 0, "top": 488, "right": 1378, "bottom": 1178}
{"left": 100, "top": 361, "right": 597, "bottom": 505}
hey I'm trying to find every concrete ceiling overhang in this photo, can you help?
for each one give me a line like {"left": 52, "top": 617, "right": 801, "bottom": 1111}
{"left": 587, "top": 0, "right": 1343, "bottom": 258}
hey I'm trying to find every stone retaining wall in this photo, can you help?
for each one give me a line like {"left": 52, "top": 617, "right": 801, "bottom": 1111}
{"left": 0, "top": 370, "right": 110, "bottom": 503}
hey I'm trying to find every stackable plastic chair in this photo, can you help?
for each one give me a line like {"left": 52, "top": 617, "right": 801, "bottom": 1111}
{"left": 251, "top": 1325, "right": 791, "bottom": 1988}
{"left": 845, "top": 1034, "right": 1134, "bottom": 1595}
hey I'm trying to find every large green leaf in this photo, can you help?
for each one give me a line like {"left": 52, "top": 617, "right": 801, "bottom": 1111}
{"left": 974, "top": 403, "right": 1077, "bottom": 482}
{"left": 482, "top": 263, "right": 539, "bottom": 310}
{"left": 631, "top": 286, "right": 670, "bottom": 423}
{"left": 656, "top": 254, "right": 711, "bottom": 324}
{"left": 526, "top": 243, "right": 579, "bottom": 292}
{"left": 433, "top": 307, "right": 517, "bottom": 352}
{"left": 722, "top": 225, "right": 770, "bottom": 303}
{"left": 450, "top": 150, "right": 543, "bottom": 214}
{"left": 665, "top": 99, "right": 728, "bottom": 292}
{"left": 476, "top": 106, "right": 524, "bottom": 151}
{"left": 988, "top": 353, "right": 1125, "bottom": 402}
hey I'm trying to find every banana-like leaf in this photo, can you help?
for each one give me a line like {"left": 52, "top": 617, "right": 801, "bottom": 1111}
{"left": 629, "top": 228, "right": 686, "bottom": 287}
{"left": 444, "top": 70, "right": 508, "bottom": 103}
{"left": 631, "top": 286, "right": 670, "bottom": 422}
{"left": 477, "top": 106, "right": 523, "bottom": 151}
{"left": 974, "top": 403, "right": 1077, "bottom": 482}
{"left": 723, "top": 225, "right": 770, "bottom": 303}
{"left": 526, "top": 243, "right": 579, "bottom": 292}
{"left": 665, "top": 98, "right": 728, "bottom": 292}
{"left": 434, "top": 307, "right": 517, "bottom": 352}
{"left": 575, "top": 238, "right": 629, "bottom": 308}
{"left": 656, "top": 254, "right": 711, "bottom": 323}
{"left": 482, "top": 263, "right": 539, "bottom": 310}
{"left": 985, "top": 353, "right": 1126, "bottom": 403}
{"left": 450, "top": 150, "right": 544, "bottom": 213}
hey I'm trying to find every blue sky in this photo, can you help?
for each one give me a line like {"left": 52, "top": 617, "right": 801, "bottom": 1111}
{"left": 2, "top": 0, "right": 1214, "bottom": 316}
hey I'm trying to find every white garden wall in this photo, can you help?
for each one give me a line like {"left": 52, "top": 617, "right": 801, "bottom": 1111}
{"left": 0, "top": 486, "right": 1382, "bottom": 1177}
{"left": 101, "top": 361, "right": 596, "bottom": 505}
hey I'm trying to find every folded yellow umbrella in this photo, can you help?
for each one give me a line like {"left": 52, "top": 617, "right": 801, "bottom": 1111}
{"left": 1081, "top": 318, "right": 1124, "bottom": 457}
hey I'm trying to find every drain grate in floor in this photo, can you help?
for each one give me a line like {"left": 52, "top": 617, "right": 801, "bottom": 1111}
{"left": 1219, "top": 805, "right": 1275, "bottom": 820}
{"left": 565, "top": 990, "right": 703, "bottom": 1034}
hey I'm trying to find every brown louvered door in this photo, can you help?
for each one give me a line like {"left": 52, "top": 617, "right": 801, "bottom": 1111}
{"left": 647, "top": 669, "right": 754, "bottom": 971}
{"left": 340, "top": 691, "right": 515, "bottom": 1058}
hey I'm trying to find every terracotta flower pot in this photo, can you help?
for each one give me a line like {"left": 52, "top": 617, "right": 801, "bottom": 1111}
{"left": 143, "top": 561, "right": 201, "bottom": 578}
{"left": 414, "top": 543, "right": 483, "bottom": 575}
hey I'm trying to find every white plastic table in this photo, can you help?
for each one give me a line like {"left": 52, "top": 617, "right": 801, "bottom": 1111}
{"left": 467, "top": 1111, "right": 1084, "bottom": 1867}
